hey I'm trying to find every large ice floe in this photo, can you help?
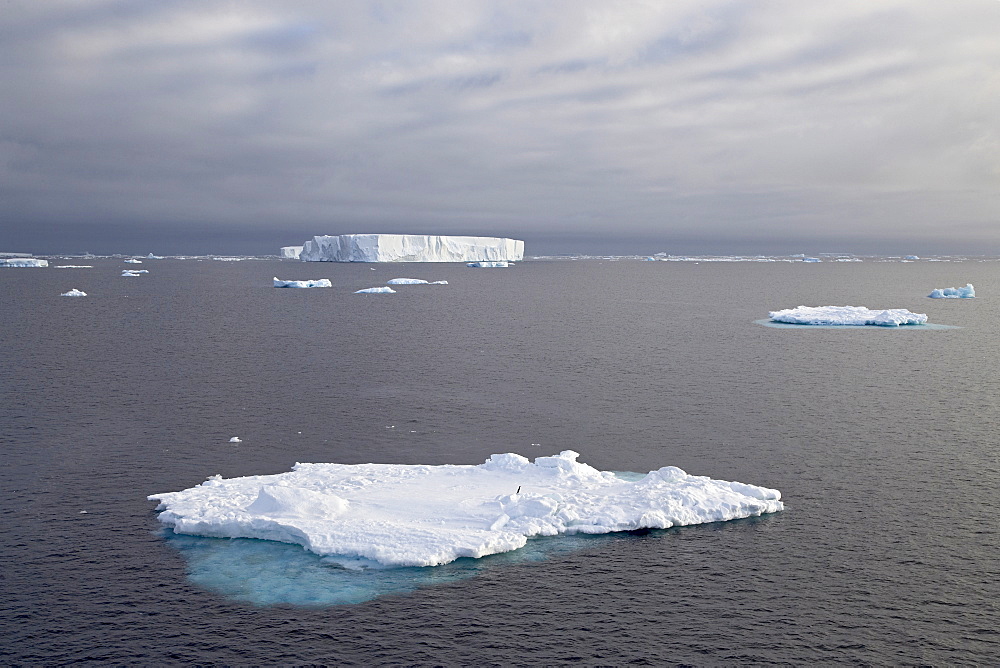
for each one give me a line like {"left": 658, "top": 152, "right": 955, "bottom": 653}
{"left": 769, "top": 305, "right": 928, "bottom": 327}
{"left": 299, "top": 234, "right": 524, "bottom": 263}
{"left": 1, "top": 258, "right": 48, "bottom": 267}
{"left": 928, "top": 284, "right": 974, "bottom": 299}
{"left": 273, "top": 277, "right": 331, "bottom": 288}
{"left": 148, "top": 451, "right": 783, "bottom": 568}
{"left": 355, "top": 286, "right": 396, "bottom": 294}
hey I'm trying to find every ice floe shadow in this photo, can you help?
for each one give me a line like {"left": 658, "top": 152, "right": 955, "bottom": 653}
{"left": 754, "top": 319, "right": 960, "bottom": 330}
{"left": 164, "top": 528, "right": 623, "bottom": 606}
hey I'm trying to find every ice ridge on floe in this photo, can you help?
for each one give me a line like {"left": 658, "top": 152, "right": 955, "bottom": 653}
{"left": 148, "top": 450, "right": 783, "bottom": 568}
{"left": 769, "top": 305, "right": 928, "bottom": 326}
{"left": 928, "top": 284, "right": 974, "bottom": 299}
{"left": 273, "top": 277, "right": 331, "bottom": 288}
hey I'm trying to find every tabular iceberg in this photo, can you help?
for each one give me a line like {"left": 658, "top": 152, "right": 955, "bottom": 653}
{"left": 280, "top": 246, "right": 303, "bottom": 260}
{"left": 355, "top": 286, "right": 396, "bottom": 294}
{"left": 769, "top": 305, "right": 928, "bottom": 326}
{"left": 148, "top": 450, "right": 783, "bottom": 568}
{"left": 299, "top": 234, "right": 524, "bottom": 263}
{"left": 928, "top": 284, "right": 974, "bottom": 298}
{"left": 273, "top": 277, "right": 331, "bottom": 288}
{"left": 1, "top": 258, "right": 48, "bottom": 267}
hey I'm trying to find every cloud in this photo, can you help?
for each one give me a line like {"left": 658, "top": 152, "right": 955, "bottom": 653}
{"left": 2, "top": 0, "right": 999, "bottom": 253}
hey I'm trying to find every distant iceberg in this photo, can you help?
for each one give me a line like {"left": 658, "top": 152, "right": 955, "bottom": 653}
{"left": 273, "top": 277, "right": 331, "bottom": 288}
{"left": 60, "top": 288, "right": 87, "bottom": 297}
{"left": 355, "top": 286, "right": 396, "bottom": 294}
{"left": 386, "top": 278, "right": 428, "bottom": 284}
{"left": 124, "top": 259, "right": 143, "bottom": 264}
{"left": 769, "top": 305, "right": 928, "bottom": 327}
{"left": 801, "top": 257, "right": 821, "bottom": 263}
{"left": 280, "top": 246, "right": 303, "bottom": 260}
{"left": 928, "top": 284, "right": 974, "bottom": 299}
{"left": 148, "top": 450, "right": 783, "bottom": 568}
{"left": 1, "top": 258, "right": 48, "bottom": 268}
{"left": 300, "top": 234, "right": 523, "bottom": 263}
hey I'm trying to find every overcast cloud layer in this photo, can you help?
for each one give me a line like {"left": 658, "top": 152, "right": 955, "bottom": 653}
{"left": 2, "top": 0, "right": 999, "bottom": 255}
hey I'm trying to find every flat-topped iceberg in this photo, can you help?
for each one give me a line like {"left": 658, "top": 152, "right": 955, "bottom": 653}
{"left": 280, "top": 246, "right": 303, "bottom": 260}
{"left": 769, "top": 305, "right": 928, "bottom": 327}
{"left": 1, "top": 258, "right": 48, "bottom": 267}
{"left": 928, "top": 284, "right": 974, "bottom": 298}
{"left": 148, "top": 450, "right": 783, "bottom": 568}
{"left": 273, "top": 277, "right": 331, "bottom": 288}
{"left": 60, "top": 288, "right": 87, "bottom": 297}
{"left": 300, "top": 234, "right": 524, "bottom": 263}
{"left": 355, "top": 286, "right": 396, "bottom": 294}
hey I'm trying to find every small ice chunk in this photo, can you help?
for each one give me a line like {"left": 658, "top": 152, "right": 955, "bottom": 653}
{"left": 928, "top": 284, "right": 974, "bottom": 299}
{"left": 273, "top": 277, "right": 332, "bottom": 288}
{"left": 467, "top": 261, "right": 509, "bottom": 268}
{"left": 229, "top": 437, "right": 242, "bottom": 443}
{"left": 60, "top": 288, "right": 87, "bottom": 297}
{"left": 387, "top": 278, "right": 429, "bottom": 285}
{"left": 124, "top": 259, "right": 143, "bottom": 264}
{"left": 801, "top": 257, "right": 821, "bottom": 262}
{"left": 122, "top": 269, "right": 148, "bottom": 276}
{"left": 769, "top": 305, "right": 928, "bottom": 327}
{"left": 355, "top": 286, "right": 396, "bottom": 294}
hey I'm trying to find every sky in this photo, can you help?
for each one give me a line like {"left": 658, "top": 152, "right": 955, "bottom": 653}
{"left": 2, "top": 0, "right": 999, "bottom": 256}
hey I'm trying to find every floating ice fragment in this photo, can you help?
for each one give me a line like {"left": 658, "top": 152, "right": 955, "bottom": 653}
{"left": 355, "top": 286, "right": 396, "bottom": 294}
{"left": 386, "top": 278, "right": 429, "bottom": 284}
{"left": 229, "top": 437, "right": 242, "bottom": 443}
{"left": 467, "top": 261, "right": 509, "bottom": 268}
{"left": 273, "top": 277, "right": 331, "bottom": 288}
{"left": 60, "top": 288, "right": 87, "bottom": 297}
{"left": 148, "top": 450, "right": 783, "bottom": 568}
{"left": 928, "top": 284, "right": 974, "bottom": 299}
{"left": 769, "top": 305, "right": 928, "bottom": 327}
{"left": 124, "top": 259, "right": 143, "bottom": 264}
{"left": 55, "top": 265, "right": 93, "bottom": 269}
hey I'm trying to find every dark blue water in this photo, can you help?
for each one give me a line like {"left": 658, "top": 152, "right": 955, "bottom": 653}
{"left": 2, "top": 258, "right": 999, "bottom": 664}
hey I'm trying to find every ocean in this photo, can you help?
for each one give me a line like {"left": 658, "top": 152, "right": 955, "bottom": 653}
{"left": 2, "top": 257, "right": 998, "bottom": 665}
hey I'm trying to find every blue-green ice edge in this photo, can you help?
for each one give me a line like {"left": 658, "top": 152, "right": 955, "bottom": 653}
{"left": 161, "top": 470, "right": 779, "bottom": 607}
{"left": 755, "top": 319, "right": 960, "bottom": 330}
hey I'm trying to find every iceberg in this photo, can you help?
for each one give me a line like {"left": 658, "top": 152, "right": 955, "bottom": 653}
{"left": 148, "top": 450, "right": 783, "bottom": 568}
{"left": 122, "top": 269, "right": 148, "bottom": 276}
{"left": 124, "top": 259, "right": 143, "bottom": 264}
{"left": 299, "top": 234, "right": 524, "bottom": 263}
{"left": 928, "top": 284, "right": 974, "bottom": 298}
{"left": 769, "top": 305, "right": 928, "bottom": 327}
{"left": 273, "top": 277, "right": 332, "bottom": 288}
{"left": 1, "top": 258, "right": 48, "bottom": 267}
{"left": 60, "top": 288, "right": 87, "bottom": 297}
{"left": 280, "top": 246, "right": 303, "bottom": 260}
{"left": 386, "top": 278, "right": 429, "bottom": 284}
{"left": 355, "top": 286, "right": 396, "bottom": 294}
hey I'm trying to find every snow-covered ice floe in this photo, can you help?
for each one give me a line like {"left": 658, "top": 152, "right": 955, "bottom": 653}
{"left": 54, "top": 265, "right": 93, "bottom": 269}
{"left": 300, "top": 234, "right": 523, "bottom": 263}
{"left": 148, "top": 450, "right": 783, "bottom": 568}
{"left": 467, "top": 261, "right": 509, "bottom": 268}
{"left": 122, "top": 269, "right": 148, "bottom": 276}
{"left": 769, "top": 305, "right": 928, "bottom": 327}
{"left": 386, "top": 278, "right": 448, "bottom": 285}
{"left": 1, "top": 258, "right": 48, "bottom": 267}
{"left": 928, "top": 284, "right": 974, "bottom": 299}
{"left": 355, "top": 286, "right": 396, "bottom": 294}
{"left": 60, "top": 288, "right": 87, "bottom": 297}
{"left": 273, "top": 277, "right": 331, "bottom": 288}
{"left": 124, "top": 259, "right": 143, "bottom": 264}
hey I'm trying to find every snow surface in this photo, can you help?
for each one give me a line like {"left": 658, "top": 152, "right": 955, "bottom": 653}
{"left": 300, "top": 234, "right": 524, "bottom": 263}
{"left": 928, "top": 284, "right": 974, "bottom": 298}
{"left": 148, "top": 450, "right": 783, "bottom": 568}
{"left": 355, "top": 286, "right": 396, "bottom": 294}
{"left": 60, "top": 288, "right": 87, "bottom": 297}
{"left": 273, "top": 277, "right": 332, "bottom": 288}
{"left": 280, "top": 246, "right": 303, "bottom": 260}
{"left": 1, "top": 258, "right": 48, "bottom": 267}
{"left": 769, "top": 305, "right": 928, "bottom": 327}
